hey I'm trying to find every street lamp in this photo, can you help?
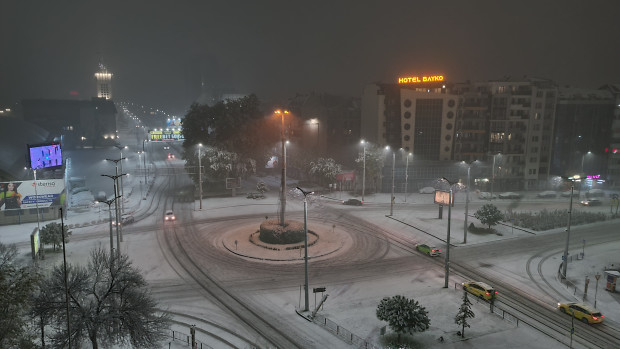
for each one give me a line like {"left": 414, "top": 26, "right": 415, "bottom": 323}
{"left": 439, "top": 177, "right": 457, "bottom": 288}
{"left": 561, "top": 175, "right": 579, "bottom": 279}
{"left": 360, "top": 140, "right": 367, "bottom": 202}
{"left": 463, "top": 160, "right": 479, "bottom": 244}
{"left": 581, "top": 151, "right": 591, "bottom": 174}
{"left": 403, "top": 151, "right": 412, "bottom": 202}
{"left": 296, "top": 186, "right": 314, "bottom": 312}
{"left": 275, "top": 109, "right": 289, "bottom": 226}
{"left": 385, "top": 146, "right": 395, "bottom": 216}
{"left": 106, "top": 157, "right": 126, "bottom": 242}
{"left": 98, "top": 195, "right": 121, "bottom": 254}
{"left": 114, "top": 145, "right": 127, "bottom": 214}
{"left": 142, "top": 139, "right": 148, "bottom": 190}
{"left": 310, "top": 118, "right": 320, "bottom": 152}
{"left": 198, "top": 144, "right": 203, "bottom": 210}
{"left": 101, "top": 173, "right": 126, "bottom": 257}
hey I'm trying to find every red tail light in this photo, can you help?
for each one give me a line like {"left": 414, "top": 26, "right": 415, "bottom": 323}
{"left": 437, "top": 249, "right": 442, "bottom": 252}
{"left": 592, "top": 316, "right": 598, "bottom": 320}
{"left": 431, "top": 249, "right": 436, "bottom": 252}
{"left": 495, "top": 291, "right": 498, "bottom": 294}
{"left": 485, "top": 292, "right": 490, "bottom": 295}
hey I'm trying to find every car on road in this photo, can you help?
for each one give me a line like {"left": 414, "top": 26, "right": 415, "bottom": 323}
{"left": 561, "top": 190, "right": 579, "bottom": 197}
{"left": 416, "top": 244, "right": 441, "bottom": 256}
{"left": 557, "top": 302, "right": 604, "bottom": 324}
{"left": 419, "top": 187, "right": 436, "bottom": 194}
{"left": 343, "top": 199, "right": 363, "bottom": 206}
{"left": 499, "top": 192, "right": 521, "bottom": 199}
{"left": 164, "top": 210, "right": 176, "bottom": 221}
{"left": 537, "top": 191, "right": 557, "bottom": 198}
{"left": 580, "top": 199, "right": 602, "bottom": 206}
{"left": 167, "top": 153, "right": 175, "bottom": 159}
{"left": 462, "top": 281, "right": 498, "bottom": 300}
{"left": 121, "top": 214, "right": 135, "bottom": 225}
{"left": 478, "top": 192, "right": 497, "bottom": 200}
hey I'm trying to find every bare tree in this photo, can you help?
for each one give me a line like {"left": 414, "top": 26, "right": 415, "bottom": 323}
{"left": 0, "top": 243, "right": 40, "bottom": 348}
{"left": 38, "top": 247, "right": 170, "bottom": 348}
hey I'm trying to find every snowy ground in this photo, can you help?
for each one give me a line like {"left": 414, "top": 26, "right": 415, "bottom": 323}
{"left": 2, "top": 165, "right": 619, "bottom": 348}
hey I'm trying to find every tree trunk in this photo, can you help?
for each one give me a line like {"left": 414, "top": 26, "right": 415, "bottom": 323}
{"left": 461, "top": 322, "right": 465, "bottom": 337}
{"left": 40, "top": 315, "right": 45, "bottom": 348}
{"left": 90, "top": 333, "right": 98, "bottom": 349}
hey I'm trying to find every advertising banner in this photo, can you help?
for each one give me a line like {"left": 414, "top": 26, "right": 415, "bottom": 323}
{"left": 0, "top": 179, "right": 65, "bottom": 210}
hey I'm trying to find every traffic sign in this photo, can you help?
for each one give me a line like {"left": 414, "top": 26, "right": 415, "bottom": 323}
{"left": 313, "top": 287, "right": 326, "bottom": 293}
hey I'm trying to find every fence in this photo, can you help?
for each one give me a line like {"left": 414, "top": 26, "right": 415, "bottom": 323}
{"left": 163, "top": 329, "right": 213, "bottom": 349}
{"left": 312, "top": 313, "right": 381, "bottom": 349}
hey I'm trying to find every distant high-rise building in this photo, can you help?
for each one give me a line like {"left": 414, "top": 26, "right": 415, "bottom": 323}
{"left": 95, "top": 62, "right": 113, "bottom": 100}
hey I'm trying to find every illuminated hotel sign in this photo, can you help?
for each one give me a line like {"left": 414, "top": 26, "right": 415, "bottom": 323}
{"left": 398, "top": 75, "right": 445, "bottom": 84}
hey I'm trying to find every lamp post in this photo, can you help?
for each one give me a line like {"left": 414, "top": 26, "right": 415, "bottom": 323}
{"left": 142, "top": 139, "right": 148, "bottom": 190}
{"left": 198, "top": 144, "right": 203, "bottom": 210}
{"left": 98, "top": 195, "right": 121, "bottom": 254}
{"left": 440, "top": 177, "right": 456, "bottom": 288}
{"left": 311, "top": 119, "right": 320, "bottom": 153}
{"left": 491, "top": 154, "right": 496, "bottom": 200}
{"left": 463, "top": 160, "right": 477, "bottom": 244}
{"left": 101, "top": 173, "right": 126, "bottom": 257}
{"left": 404, "top": 152, "right": 412, "bottom": 202}
{"left": 594, "top": 273, "right": 601, "bottom": 308}
{"left": 114, "top": 145, "right": 127, "bottom": 213}
{"left": 386, "top": 146, "right": 395, "bottom": 216}
{"left": 561, "top": 176, "right": 578, "bottom": 279}
{"left": 105, "top": 157, "right": 126, "bottom": 242}
{"left": 360, "top": 140, "right": 366, "bottom": 202}
{"left": 275, "top": 109, "right": 289, "bottom": 226}
{"left": 296, "top": 186, "right": 313, "bottom": 312}
{"left": 59, "top": 208, "right": 71, "bottom": 349}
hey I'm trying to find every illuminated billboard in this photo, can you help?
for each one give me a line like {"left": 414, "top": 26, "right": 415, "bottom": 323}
{"left": 0, "top": 179, "right": 66, "bottom": 211}
{"left": 149, "top": 129, "right": 184, "bottom": 141}
{"left": 28, "top": 143, "right": 63, "bottom": 169}
{"left": 398, "top": 75, "right": 445, "bottom": 84}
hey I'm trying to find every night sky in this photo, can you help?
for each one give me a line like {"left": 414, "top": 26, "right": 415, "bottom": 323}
{"left": 2, "top": 1, "right": 619, "bottom": 115}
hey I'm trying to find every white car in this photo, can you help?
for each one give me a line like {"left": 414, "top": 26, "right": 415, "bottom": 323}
{"left": 537, "top": 191, "right": 557, "bottom": 198}
{"left": 164, "top": 210, "right": 176, "bottom": 221}
{"left": 419, "top": 187, "right": 436, "bottom": 194}
{"left": 478, "top": 192, "right": 497, "bottom": 200}
{"left": 499, "top": 192, "right": 521, "bottom": 199}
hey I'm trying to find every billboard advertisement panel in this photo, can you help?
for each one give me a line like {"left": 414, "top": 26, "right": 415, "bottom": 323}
{"left": 28, "top": 143, "right": 63, "bottom": 169}
{"left": 0, "top": 179, "right": 65, "bottom": 211}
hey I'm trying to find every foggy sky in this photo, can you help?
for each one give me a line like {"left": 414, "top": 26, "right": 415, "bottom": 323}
{"left": 2, "top": 1, "right": 619, "bottom": 115}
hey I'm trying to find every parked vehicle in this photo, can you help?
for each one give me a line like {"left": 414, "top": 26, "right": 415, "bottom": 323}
{"left": 121, "top": 214, "right": 135, "bottom": 225}
{"left": 558, "top": 302, "right": 604, "bottom": 324}
{"left": 478, "top": 192, "right": 497, "bottom": 200}
{"left": 499, "top": 192, "right": 521, "bottom": 199}
{"left": 419, "top": 187, "right": 436, "bottom": 194}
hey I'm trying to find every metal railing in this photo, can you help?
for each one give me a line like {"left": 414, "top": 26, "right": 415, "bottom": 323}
{"left": 312, "top": 313, "right": 381, "bottom": 349}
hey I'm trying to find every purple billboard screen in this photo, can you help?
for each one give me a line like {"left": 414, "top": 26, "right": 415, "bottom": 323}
{"left": 28, "top": 143, "right": 62, "bottom": 169}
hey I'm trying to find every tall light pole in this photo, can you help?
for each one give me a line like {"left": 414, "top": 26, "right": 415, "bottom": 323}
{"left": 296, "top": 186, "right": 313, "bottom": 312}
{"left": 404, "top": 152, "right": 412, "bottom": 202}
{"left": 440, "top": 177, "right": 456, "bottom": 288}
{"left": 561, "top": 176, "right": 578, "bottom": 279}
{"left": 311, "top": 119, "right": 320, "bottom": 153}
{"left": 59, "top": 207, "right": 71, "bottom": 349}
{"left": 198, "top": 143, "right": 203, "bottom": 210}
{"left": 101, "top": 173, "right": 126, "bottom": 257}
{"left": 491, "top": 154, "right": 496, "bottom": 200}
{"left": 391, "top": 150, "right": 395, "bottom": 215}
{"left": 142, "top": 139, "right": 148, "bottom": 190}
{"left": 98, "top": 195, "right": 121, "bottom": 254}
{"left": 106, "top": 158, "right": 125, "bottom": 242}
{"left": 360, "top": 140, "right": 366, "bottom": 202}
{"left": 275, "top": 109, "right": 289, "bottom": 226}
{"left": 114, "top": 145, "right": 127, "bottom": 213}
{"left": 463, "top": 160, "right": 477, "bottom": 244}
